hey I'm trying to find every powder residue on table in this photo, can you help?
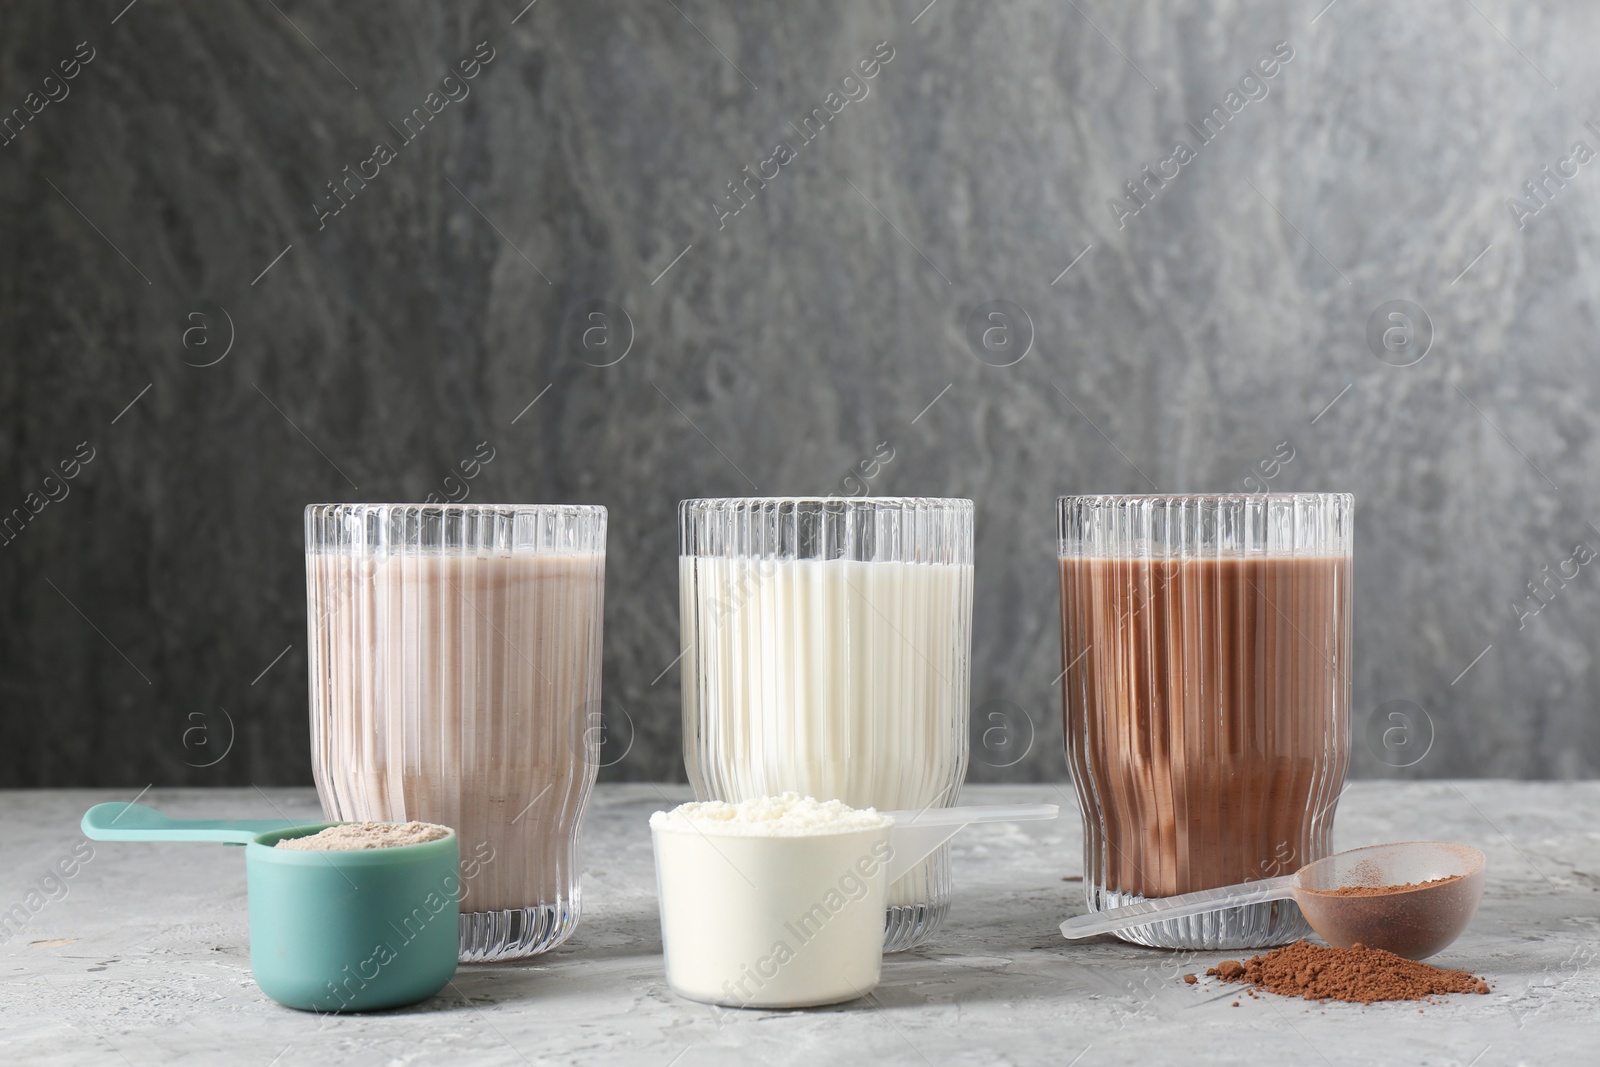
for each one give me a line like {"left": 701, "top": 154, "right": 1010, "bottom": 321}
{"left": 276, "top": 821, "right": 452, "bottom": 850}
{"left": 1200, "top": 941, "right": 1490, "bottom": 1004}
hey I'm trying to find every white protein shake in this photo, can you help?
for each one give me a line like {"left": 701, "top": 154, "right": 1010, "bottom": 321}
{"left": 307, "top": 548, "right": 604, "bottom": 959}
{"left": 680, "top": 556, "right": 973, "bottom": 925}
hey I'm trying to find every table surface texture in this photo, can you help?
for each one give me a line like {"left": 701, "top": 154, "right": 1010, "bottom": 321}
{"left": 2, "top": 783, "right": 1596, "bottom": 1066}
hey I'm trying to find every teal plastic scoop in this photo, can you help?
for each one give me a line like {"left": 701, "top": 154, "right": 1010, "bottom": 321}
{"left": 82, "top": 802, "right": 460, "bottom": 1012}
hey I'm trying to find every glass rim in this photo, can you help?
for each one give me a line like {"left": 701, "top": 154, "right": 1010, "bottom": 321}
{"left": 680, "top": 496, "right": 972, "bottom": 508}
{"left": 304, "top": 502, "right": 607, "bottom": 515}
{"left": 1058, "top": 492, "right": 1351, "bottom": 505}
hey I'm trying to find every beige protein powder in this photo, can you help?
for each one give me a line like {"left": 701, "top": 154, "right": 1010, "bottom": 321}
{"left": 276, "top": 821, "right": 452, "bottom": 851}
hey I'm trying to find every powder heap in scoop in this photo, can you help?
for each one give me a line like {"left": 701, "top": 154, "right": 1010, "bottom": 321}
{"left": 1203, "top": 941, "right": 1490, "bottom": 1004}
{"left": 276, "top": 821, "right": 452, "bottom": 850}
{"left": 650, "top": 792, "right": 890, "bottom": 836}
{"left": 1314, "top": 875, "right": 1461, "bottom": 898}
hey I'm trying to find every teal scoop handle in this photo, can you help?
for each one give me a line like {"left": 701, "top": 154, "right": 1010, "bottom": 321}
{"left": 82, "top": 802, "right": 312, "bottom": 845}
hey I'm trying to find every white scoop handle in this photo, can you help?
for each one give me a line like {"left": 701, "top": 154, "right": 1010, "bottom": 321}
{"left": 882, "top": 804, "right": 1059, "bottom": 884}
{"left": 1058, "top": 874, "right": 1298, "bottom": 939}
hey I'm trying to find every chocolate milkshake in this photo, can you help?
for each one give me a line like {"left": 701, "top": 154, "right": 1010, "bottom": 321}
{"left": 1058, "top": 495, "right": 1351, "bottom": 950}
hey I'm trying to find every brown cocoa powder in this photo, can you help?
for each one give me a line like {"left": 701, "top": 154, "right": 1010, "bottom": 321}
{"left": 1295, "top": 863, "right": 1483, "bottom": 959}
{"left": 1204, "top": 941, "right": 1491, "bottom": 1004}
{"left": 1315, "top": 875, "right": 1462, "bottom": 898}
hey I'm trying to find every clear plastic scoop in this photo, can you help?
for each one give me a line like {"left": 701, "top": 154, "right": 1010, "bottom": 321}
{"left": 1059, "top": 841, "right": 1486, "bottom": 960}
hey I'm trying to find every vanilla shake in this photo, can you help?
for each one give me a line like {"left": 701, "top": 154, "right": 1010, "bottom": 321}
{"left": 679, "top": 496, "right": 973, "bottom": 951}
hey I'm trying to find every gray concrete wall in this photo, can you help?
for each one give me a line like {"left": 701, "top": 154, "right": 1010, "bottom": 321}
{"left": 2, "top": 1, "right": 1596, "bottom": 786}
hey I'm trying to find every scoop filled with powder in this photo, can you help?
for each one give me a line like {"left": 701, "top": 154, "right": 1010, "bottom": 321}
{"left": 1063, "top": 840, "right": 1485, "bottom": 959}
{"left": 79, "top": 800, "right": 462, "bottom": 1011}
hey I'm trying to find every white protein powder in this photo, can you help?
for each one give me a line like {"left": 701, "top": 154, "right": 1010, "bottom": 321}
{"left": 649, "top": 792, "right": 890, "bottom": 836}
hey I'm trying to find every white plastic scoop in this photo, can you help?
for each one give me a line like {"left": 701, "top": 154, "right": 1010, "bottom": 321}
{"left": 653, "top": 801, "right": 1058, "bottom": 1009}
{"left": 880, "top": 804, "right": 1061, "bottom": 882}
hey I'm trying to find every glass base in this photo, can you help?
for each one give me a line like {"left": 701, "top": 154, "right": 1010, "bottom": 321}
{"left": 884, "top": 900, "right": 949, "bottom": 953}
{"left": 1092, "top": 887, "right": 1312, "bottom": 951}
{"left": 459, "top": 904, "right": 578, "bottom": 963}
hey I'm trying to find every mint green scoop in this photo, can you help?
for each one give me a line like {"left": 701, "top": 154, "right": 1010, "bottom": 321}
{"left": 82, "top": 801, "right": 459, "bottom": 1012}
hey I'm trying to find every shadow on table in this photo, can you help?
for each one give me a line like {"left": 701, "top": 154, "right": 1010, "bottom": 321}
{"left": 394, "top": 900, "right": 666, "bottom": 1012}
{"left": 406, "top": 896, "right": 1146, "bottom": 1016}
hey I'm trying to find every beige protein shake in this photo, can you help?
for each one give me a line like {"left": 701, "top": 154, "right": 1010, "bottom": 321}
{"left": 306, "top": 503, "right": 606, "bottom": 962}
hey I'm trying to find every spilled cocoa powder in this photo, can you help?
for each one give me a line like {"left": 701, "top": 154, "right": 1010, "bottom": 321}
{"left": 1199, "top": 941, "right": 1490, "bottom": 1004}
{"left": 1313, "top": 874, "right": 1462, "bottom": 898}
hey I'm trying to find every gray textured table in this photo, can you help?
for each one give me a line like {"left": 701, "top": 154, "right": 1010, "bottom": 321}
{"left": 3, "top": 783, "right": 1596, "bottom": 1065}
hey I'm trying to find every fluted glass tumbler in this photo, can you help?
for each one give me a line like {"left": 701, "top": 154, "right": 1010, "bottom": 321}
{"left": 305, "top": 503, "right": 605, "bottom": 962}
{"left": 1058, "top": 494, "right": 1352, "bottom": 950}
{"left": 679, "top": 497, "right": 974, "bottom": 952}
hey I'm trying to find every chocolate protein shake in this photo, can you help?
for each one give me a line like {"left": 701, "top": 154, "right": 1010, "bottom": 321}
{"left": 1058, "top": 494, "right": 1352, "bottom": 950}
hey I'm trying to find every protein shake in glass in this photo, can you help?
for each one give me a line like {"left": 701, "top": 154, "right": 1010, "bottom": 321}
{"left": 306, "top": 503, "right": 606, "bottom": 961}
{"left": 1058, "top": 493, "right": 1352, "bottom": 950}
{"left": 679, "top": 497, "right": 973, "bottom": 951}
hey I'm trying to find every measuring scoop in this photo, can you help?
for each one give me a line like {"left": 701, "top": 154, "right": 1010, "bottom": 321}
{"left": 1059, "top": 841, "right": 1485, "bottom": 959}
{"left": 653, "top": 801, "right": 1058, "bottom": 1009}
{"left": 82, "top": 802, "right": 460, "bottom": 1011}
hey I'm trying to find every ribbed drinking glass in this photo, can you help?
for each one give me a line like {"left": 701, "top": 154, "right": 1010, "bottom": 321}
{"left": 679, "top": 497, "right": 974, "bottom": 952}
{"left": 306, "top": 503, "right": 606, "bottom": 962}
{"left": 1058, "top": 494, "right": 1352, "bottom": 950}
